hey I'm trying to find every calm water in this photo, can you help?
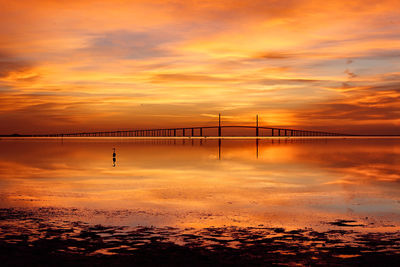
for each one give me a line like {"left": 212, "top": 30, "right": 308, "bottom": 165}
{"left": 1, "top": 137, "right": 399, "bottom": 231}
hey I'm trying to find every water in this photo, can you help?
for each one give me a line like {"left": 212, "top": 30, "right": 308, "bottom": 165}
{"left": 1, "top": 137, "right": 399, "bottom": 264}
{"left": 1, "top": 137, "right": 400, "bottom": 228}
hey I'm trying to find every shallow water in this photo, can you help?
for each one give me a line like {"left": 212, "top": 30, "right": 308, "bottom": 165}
{"left": 0, "top": 137, "right": 399, "bottom": 264}
{"left": 1, "top": 138, "right": 399, "bottom": 229}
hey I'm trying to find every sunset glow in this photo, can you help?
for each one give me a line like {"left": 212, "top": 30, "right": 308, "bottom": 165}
{"left": 1, "top": 0, "right": 400, "bottom": 134}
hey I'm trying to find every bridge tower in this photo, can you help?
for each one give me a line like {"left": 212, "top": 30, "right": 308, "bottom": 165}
{"left": 256, "top": 115, "right": 259, "bottom": 137}
{"left": 218, "top": 113, "right": 221, "bottom": 137}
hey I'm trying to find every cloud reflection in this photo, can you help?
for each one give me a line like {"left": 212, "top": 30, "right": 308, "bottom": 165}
{"left": 0, "top": 139, "right": 399, "bottom": 228}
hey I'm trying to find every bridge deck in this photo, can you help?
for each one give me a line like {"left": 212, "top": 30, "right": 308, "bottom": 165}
{"left": 7, "top": 125, "right": 351, "bottom": 137}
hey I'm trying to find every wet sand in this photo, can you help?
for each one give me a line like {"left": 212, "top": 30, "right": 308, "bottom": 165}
{"left": 1, "top": 208, "right": 399, "bottom": 266}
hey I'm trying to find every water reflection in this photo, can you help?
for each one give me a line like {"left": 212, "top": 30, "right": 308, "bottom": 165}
{"left": 0, "top": 138, "right": 399, "bottom": 230}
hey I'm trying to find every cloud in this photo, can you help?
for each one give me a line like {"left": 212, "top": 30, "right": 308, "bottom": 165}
{"left": 0, "top": 52, "right": 34, "bottom": 79}
{"left": 151, "top": 73, "right": 238, "bottom": 83}
{"left": 1, "top": 0, "right": 400, "bottom": 133}
{"left": 294, "top": 82, "right": 400, "bottom": 134}
{"left": 255, "top": 52, "right": 296, "bottom": 60}
{"left": 344, "top": 68, "right": 357, "bottom": 79}
{"left": 259, "top": 78, "right": 322, "bottom": 85}
{"left": 80, "top": 30, "right": 177, "bottom": 60}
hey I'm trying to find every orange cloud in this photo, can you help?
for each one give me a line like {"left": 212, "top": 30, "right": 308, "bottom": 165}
{"left": 0, "top": 0, "right": 400, "bottom": 134}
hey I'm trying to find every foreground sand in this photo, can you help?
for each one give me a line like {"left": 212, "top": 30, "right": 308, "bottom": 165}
{"left": 1, "top": 208, "right": 399, "bottom": 266}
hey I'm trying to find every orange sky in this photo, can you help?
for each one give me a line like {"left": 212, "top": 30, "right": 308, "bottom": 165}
{"left": 0, "top": 0, "right": 400, "bottom": 134}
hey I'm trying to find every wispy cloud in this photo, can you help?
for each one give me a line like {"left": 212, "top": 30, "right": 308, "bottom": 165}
{"left": 0, "top": 0, "right": 399, "bottom": 134}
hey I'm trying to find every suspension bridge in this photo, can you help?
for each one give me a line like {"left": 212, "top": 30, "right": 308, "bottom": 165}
{"left": 5, "top": 114, "right": 351, "bottom": 137}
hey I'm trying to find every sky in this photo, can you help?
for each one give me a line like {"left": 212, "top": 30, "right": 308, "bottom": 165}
{"left": 0, "top": 0, "right": 400, "bottom": 135}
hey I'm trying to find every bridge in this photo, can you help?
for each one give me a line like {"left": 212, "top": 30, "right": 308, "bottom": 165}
{"left": 13, "top": 114, "right": 350, "bottom": 138}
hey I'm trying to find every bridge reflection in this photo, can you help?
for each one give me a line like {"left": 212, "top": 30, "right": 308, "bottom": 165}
{"left": 110, "top": 138, "right": 331, "bottom": 164}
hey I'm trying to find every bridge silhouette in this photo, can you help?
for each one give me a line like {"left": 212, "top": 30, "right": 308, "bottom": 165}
{"left": 14, "top": 114, "right": 351, "bottom": 138}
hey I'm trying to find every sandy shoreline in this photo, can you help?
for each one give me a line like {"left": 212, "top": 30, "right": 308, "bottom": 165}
{"left": 1, "top": 208, "right": 399, "bottom": 266}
